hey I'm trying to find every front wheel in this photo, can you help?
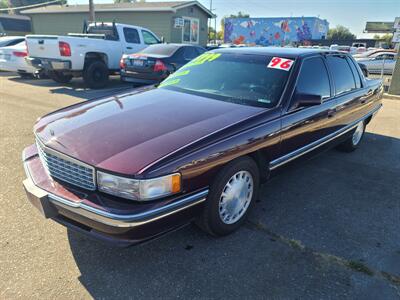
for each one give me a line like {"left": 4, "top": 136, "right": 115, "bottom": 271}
{"left": 337, "top": 121, "right": 366, "bottom": 152}
{"left": 47, "top": 70, "right": 73, "bottom": 83}
{"left": 196, "top": 156, "right": 260, "bottom": 236}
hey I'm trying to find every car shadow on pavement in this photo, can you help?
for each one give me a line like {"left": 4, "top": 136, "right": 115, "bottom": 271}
{"left": 67, "top": 132, "right": 400, "bottom": 299}
{"left": 7, "top": 74, "right": 135, "bottom": 100}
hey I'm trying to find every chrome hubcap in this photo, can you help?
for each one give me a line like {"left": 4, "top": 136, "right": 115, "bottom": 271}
{"left": 219, "top": 171, "right": 254, "bottom": 225}
{"left": 352, "top": 122, "right": 364, "bottom": 145}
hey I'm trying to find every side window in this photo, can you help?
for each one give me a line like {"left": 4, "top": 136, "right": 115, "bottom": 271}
{"left": 123, "top": 28, "right": 140, "bottom": 44}
{"left": 326, "top": 56, "right": 356, "bottom": 95}
{"left": 183, "top": 47, "right": 198, "bottom": 60}
{"left": 296, "top": 57, "right": 331, "bottom": 100}
{"left": 142, "top": 30, "right": 159, "bottom": 45}
{"left": 347, "top": 57, "right": 362, "bottom": 88}
{"left": 196, "top": 47, "right": 206, "bottom": 55}
{"left": 383, "top": 54, "right": 395, "bottom": 60}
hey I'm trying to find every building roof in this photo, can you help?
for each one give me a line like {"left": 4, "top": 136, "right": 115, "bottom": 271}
{"left": 21, "top": 1, "right": 214, "bottom": 17}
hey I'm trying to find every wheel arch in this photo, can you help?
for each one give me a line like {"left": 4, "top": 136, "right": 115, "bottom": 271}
{"left": 84, "top": 52, "right": 109, "bottom": 68}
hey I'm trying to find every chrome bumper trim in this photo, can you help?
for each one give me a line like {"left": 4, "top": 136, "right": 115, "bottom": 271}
{"left": 23, "top": 159, "right": 208, "bottom": 228}
{"left": 270, "top": 104, "right": 382, "bottom": 170}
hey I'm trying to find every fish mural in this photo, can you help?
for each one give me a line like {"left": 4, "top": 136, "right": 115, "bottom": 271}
{"left": 224, "top": 17, "right": 329, "bottom": 46}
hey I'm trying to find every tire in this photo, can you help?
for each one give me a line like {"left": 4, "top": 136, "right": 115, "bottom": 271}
{"left": 83, "top": 60, "right": 109, "bottom": 89}
{"left": 48, "top": 70, "right": 73, "bottom": 83}
{"left": 196, "top": 156, "right": 260, "bottom": 236}
{"left": 337, "top": 121, "right": 366, "bottom": 152}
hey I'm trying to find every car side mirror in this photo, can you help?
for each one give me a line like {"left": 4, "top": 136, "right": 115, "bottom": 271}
{"left": 294, "top": 93, "right": 322, "bottom": 107}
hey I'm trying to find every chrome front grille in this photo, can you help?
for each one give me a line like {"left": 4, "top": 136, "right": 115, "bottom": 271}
{"left": 36, "top": 139, "right": 96, "bottom": 191}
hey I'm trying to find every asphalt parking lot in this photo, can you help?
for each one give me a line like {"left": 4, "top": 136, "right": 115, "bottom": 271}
{"left": 1, "top": 73, "right": 399, "bottom": 299}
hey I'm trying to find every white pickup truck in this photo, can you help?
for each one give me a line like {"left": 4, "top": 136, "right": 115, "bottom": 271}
{"left": 26, "top": 22, "right": 161, "bottom": 88}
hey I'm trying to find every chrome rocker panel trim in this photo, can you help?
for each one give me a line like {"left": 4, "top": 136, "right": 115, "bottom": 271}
{"left": 269, "top": 104, "right": 382, "bottom": 170}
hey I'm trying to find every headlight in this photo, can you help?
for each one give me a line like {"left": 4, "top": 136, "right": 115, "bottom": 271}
{"left": 97, "top": 171, "right": 181, "bottom": 201}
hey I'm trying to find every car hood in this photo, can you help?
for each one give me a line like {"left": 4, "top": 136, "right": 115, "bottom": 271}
{"left": 34, "top": 88, "right": 264, "bottom": 175}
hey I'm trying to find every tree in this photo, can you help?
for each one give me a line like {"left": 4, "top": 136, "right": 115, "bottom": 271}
{"left": 327, "top": 25, "right": 356, "bottom": 40}
{"left": 373, "top": 33, "right": 393, "bottom": 46}
{"left": 208, "top": 26, "right": 223, "bottom": 42}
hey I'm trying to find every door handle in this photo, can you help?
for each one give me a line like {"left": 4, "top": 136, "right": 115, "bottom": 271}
{"left": 126, "top": 47, "right": 133, "bottom": 50}
{"left": 361, "top": 90, "right": 372, "bottom": 104}
{"left": 327, "top": 109, "right": 336, "bottom": 118}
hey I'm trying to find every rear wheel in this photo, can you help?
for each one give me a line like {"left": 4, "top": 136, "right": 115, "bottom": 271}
{"left": 48, "top": 70, "right": 73, "bottom": 83}
{"left": 337, "top": 121, "right": 366, "bottom": 152}
{"left": 83, "top": 60, "right": 109, "bottom": 89}
{"left": 196, "top": 156, "right": 260, "bottom": 236}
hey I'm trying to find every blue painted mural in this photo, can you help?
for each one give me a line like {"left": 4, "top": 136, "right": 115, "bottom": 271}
{"left": 224, "top": 17, "right": 329, "bottom": 46}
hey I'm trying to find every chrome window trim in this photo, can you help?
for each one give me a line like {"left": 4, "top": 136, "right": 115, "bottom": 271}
{"left": 269, "top": 104, "right": 382, "bottom": 170}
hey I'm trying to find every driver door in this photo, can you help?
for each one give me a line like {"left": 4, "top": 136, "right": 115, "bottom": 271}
{"left": 275, "top": 56, "right": 337, "bottom": 167}
{"left": 122, "top": 27, "right": 143, "bottom": 55}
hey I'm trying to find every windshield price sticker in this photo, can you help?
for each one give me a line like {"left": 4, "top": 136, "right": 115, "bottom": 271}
{"left": 267, "top": 57, "right": 294, "bottom": 71}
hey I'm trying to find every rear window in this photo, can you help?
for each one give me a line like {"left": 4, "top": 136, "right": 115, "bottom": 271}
{"left": 159, "top": 53, "right": 292, "bottom": 108}
{"left": 140, "top": 44, "right": 180, "bottom": 56}
{"left": 326, "top": 56, "right": 356, "bottom": 95}
{"left": 87, "top": 25, "right": 119, "bottom": 41}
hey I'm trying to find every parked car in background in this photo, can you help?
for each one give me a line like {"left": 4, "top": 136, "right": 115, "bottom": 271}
{"left": 356, "top": 52, "right": 397, "bottom": 76}
{"left": 353, "top": 48, "right": 396, "bottom": 59}
{"left": 26, "top": 22, "right": 160, "bottom": 88}
{"left": 120, "top": 43, "right": 205, "bottom": 85}
{"left": 0, "top": 36, "right": 25, "bottom": 48}
{"left": 22, "top": 48, "right": 383, "bottom": 246}
{"left": 337, "top": 45, "right": 351, "bottom": 52}
{"left": 352, "top": 42, "right": 367, "bottom": 48}
{"left": 0, "top": 41, "right": 36, "bottom": 77}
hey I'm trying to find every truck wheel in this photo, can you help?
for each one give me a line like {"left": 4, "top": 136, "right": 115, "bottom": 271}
{"left": 83, "top": 60, "right": 109, "bottom": 89}
{"left": 337, "top": 121, "right": 366, "bottom": 152}
{"left": 196, "top": 156, "right": 260, "bottom": 236}
{"left": 48, "top": 71, "right": 73, "bottom": 84}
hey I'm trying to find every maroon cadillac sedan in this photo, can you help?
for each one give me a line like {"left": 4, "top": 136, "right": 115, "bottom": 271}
{"left": 22, "top": 48, "right": 382, "bottom": 246}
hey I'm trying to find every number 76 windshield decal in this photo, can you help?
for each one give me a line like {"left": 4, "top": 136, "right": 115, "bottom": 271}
{"left": 267, "top": 57, "right": 294, "bottom": 71}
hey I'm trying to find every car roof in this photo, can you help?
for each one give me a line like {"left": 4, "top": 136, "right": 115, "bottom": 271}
{"left": 212, "top": 47, "right": 340, "bottom": 58}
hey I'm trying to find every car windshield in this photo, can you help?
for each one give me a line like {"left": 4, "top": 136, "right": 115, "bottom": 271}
{"left": 140, "top": 44, "right": 180, "bottom": 56}
{"left": 158, "top": 53, "right": 292, "bottom": 108}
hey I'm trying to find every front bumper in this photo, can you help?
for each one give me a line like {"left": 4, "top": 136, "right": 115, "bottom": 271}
{"left": 26, "top": 56, "right": 71, "bottom": 71}
{"left": 22, "top": 146, "right": 207, "bottom": 246}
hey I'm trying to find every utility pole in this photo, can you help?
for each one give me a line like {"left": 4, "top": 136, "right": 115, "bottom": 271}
{"left": 209, "top": 0, "right": 212, "bottom": 43}
{"left": 89, "top": 0, "right": 95, "bottom": 22}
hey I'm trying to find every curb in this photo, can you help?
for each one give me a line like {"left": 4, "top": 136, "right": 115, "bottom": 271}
{"left": 383, "top": 93, "right": 400, "bottom": 101}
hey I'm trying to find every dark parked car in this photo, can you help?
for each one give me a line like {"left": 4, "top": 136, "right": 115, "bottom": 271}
{"left": 23, "top": 48, "right": 383, "bottom": 246}
{"left": 120, "top": 43, "right": 206, "bottom": 85}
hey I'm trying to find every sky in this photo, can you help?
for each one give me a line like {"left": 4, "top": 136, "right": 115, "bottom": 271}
{"left": 71, "top": 0, "right": 400, "bottom": 38}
